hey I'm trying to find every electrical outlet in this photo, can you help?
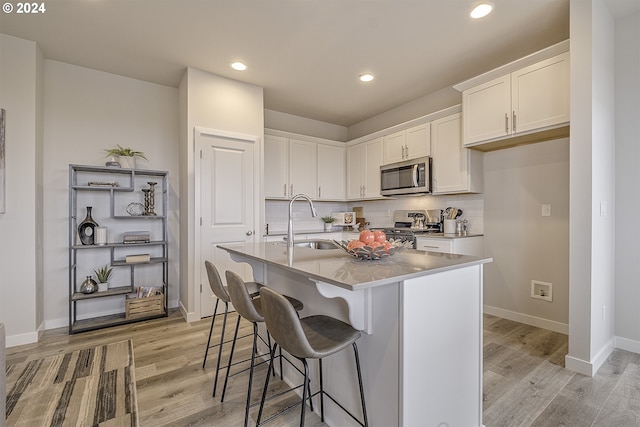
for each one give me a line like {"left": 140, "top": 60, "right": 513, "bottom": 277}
{"left": 531, "top": 280, "right": 552, "bottom": 302}
{"left": 541, "top": 204, "right": 551, "bottom": 217}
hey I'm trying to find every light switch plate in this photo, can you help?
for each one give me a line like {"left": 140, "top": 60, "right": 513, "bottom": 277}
{"left": 541, "top": 204, "right": 551, "bottom": 217}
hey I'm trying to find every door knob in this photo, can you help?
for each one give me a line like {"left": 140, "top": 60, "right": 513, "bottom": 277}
{"left": 246, "top": 231, "right": 253, "bottom": 236}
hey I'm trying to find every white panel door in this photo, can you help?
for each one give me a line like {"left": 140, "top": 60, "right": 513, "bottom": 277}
{"left": 346, "top": 143, "right": 365, "bottom": 199}
{"left": 264, "top": 135, "right": 288, "bottom": 198}
{"left": 462, "top": 74, "right": 511, "bottom": 145}
{"left": 198, "top": 131, "right": 256, "bottom": 317}
{"left": 364, "top": 137, "right": 383, "bottom": 198}
{"left": 288, "top": 139, "right": 317, "bottom": 197}
{"left": 317, "top": 144, "right": 345, "bottom": 200}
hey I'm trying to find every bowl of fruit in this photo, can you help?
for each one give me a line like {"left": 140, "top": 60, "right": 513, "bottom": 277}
{"left": 334, "top": 230, "right": 410, "bottom": 261}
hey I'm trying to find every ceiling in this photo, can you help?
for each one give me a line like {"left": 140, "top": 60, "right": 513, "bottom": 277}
{"left": 0, "top": 0, "right": 631, "bottom": 127}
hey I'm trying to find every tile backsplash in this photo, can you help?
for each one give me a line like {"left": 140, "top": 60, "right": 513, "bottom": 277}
{"left": 265, "top": 193, "right": 484, "bottom": 235}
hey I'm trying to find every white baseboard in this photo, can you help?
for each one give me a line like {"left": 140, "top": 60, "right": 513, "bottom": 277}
{"left": 483, "top": 305, "right": 569, "bottom": 334}
{"left": 179, "top": 300, "right": 199, "bottom": 323}
{"left": 615, "top": 336, "right": 640, "bottom": 354}
{"left": 564, "top": 338, "right": 615, "bottom": 377}
{"left": 6, "top": 331, "right": 39, "bottom": 348}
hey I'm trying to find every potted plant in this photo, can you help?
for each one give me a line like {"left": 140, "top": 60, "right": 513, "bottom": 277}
{"left": 104, "top": 145, "right": 147, "bottom": 169}
{"left": 94, "top": 265, "right": 113, "bottom": 292}
{"left": 321, "top": 215, "right": 336, "bottom": 231}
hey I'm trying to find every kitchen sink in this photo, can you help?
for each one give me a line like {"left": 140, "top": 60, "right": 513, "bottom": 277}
{"left": 293, "top": 240, "right": 339, "bottom": 250}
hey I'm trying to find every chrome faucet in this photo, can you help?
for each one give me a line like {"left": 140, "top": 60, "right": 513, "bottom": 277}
{"left": 287, "top": 193, "right": 317, "bottom": 251}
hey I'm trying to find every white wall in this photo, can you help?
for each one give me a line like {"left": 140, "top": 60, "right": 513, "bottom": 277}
{"left": 42, "top": 60, "right": 179, "bottom": 328}
{"left": 614, "top": 11, "right": 640, "bottom": 351}
{"left": 0, "top": 34, "right": 43, "bottom": 346}
{"left": 566, "top": 0, "right": 616, "bottom": 376}
{"left": 265, "top": 109, "right": 348, "bottom": 142}
{"left": 483, "top": 139, "right": 570, "bottom": 332}
{"left": 179, "top": 68, "right": 264, "bottom": 320}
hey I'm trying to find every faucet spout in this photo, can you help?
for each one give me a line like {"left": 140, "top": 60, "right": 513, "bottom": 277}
{"left": 287, "top": 193, "right": 317, "bottom": 251}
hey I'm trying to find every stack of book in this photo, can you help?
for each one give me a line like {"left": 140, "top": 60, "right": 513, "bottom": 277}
{"left": 123, "top": 231, "right": 150, "bottom": 244}
{"left": 135, "top": 286, "right": 163, "bottom": 298}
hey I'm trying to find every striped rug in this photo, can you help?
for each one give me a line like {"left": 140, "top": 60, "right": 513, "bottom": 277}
{"left": 5, "top": 340, "right": 138, "bottom": 426}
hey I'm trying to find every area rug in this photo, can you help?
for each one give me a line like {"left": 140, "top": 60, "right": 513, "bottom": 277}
{"left": 5, "top": 340, "right": 138, "bottom": 426}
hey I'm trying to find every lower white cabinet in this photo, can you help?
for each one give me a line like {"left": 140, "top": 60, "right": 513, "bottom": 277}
{"left": 415, "top": 236, "right": 483, "bottom": 256}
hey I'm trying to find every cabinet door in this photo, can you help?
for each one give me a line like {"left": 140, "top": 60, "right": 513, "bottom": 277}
{"left": 383, "top": 130, "right": 406, "bottom": 164}
{"left": 264, "top": 135, "right": 288, "bottom": 198}
{"left": 462, "top": 74, "right": 511, "bottom": 145}
{"left": 451, "top": 237, "right": 483, "bottom": 256}
{"left": 405, "top": 123, "right": 431, "bottom": 160}
{"left": 432, "top": 113, "right": 468, "bottom": 194}
{"left": 415, "top": 238, "right": 453, "bottom": 253}
{"left": 288, "top": 139, "right": 317, "bottom": 197}
{"left": 511, "top": 52, "right": 570, "bottom": 134}
{"left": 346, "top": 143, "right": 365, "bottom": 199}
{"left": 363, "top": 137, "right": 383, "bottom": 198}
{"left": 317, "top": 144, "right": 345, "bottom": 200}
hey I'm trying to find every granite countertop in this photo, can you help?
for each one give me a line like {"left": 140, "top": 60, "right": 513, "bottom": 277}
{"left": 219, "top": 241, "right": 492, "bottom": 291}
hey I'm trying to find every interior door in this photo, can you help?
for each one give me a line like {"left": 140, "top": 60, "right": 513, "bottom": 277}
{"left": 198, "top": 130, "right": 256, "bottom": 317}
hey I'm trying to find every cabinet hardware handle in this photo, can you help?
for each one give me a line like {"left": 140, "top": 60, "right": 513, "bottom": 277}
{"left": 246, "top": 230, "right": 253, "bottom": 236}
{"left": 513, "top": 111, "right": 517, "bottom": 132}
{"left": 283, "top": 184, "right": 287, "bottom": 197}
{"left": 318, "top": 186, "right": 321, "bottom": 198}
{"left": 505, "top": 113, "right": 509, "bottom": 133}
{"left": 405, "top": 145, "right": 409, "bottom": 158}
{"left": 362, "top": 185, "right": 366, "bottom": 197}
{"left": 401, "top": 146, "right": 405, "bottom": 158}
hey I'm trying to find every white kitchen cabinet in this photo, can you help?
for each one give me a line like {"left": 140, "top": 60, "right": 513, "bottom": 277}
{"left": 462, "top": 51, "right": 569, "bottom": 147}
{"left": 431, "top": 113, "right": 483, "bottom": 194}
{"left": 347, "top": 137, "right": 383, "bottom": 200}
{"left": 264, "top": 135, "right": 317, "bottom": 199}
{"left": 264, "top": 135, "right": 289, "bottom": 198}
{"left": 317, "top": 144, "right": 345, "bottom": 200}
{"left": 415, "top": 236, "right": 483, "bottom": 256}
{"left": 383, "top": 123, "right": 431, "bottom": 164}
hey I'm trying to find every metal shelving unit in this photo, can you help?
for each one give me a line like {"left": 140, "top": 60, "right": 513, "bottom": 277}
{"left": 68, "top": 164, "right": 169, "bottom": 334}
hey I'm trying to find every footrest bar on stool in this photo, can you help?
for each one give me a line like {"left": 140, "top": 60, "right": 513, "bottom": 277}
{"left": 255, "top": 384, "right": 311, "bottom": 427}
{"left": 320, "top": 390, "right": 366, "bottom": 427}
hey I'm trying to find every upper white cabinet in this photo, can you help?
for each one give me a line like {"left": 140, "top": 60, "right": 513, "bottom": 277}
{"left": 431, "top": 113, "right": 483, "bottom": 195}
{"left": 317, "top": 144, "right": 345, "bottom": 200}
{"left": 264, "top": 135, "right": 317, "bottom": 199}
{"left": 347, "top": 137, "right": 383, "bottom": 200}
{"left": 383, "top": 123, "right": 431, "bottom": 164}
{"left": 462, "top": 51, "right": 570, "bottom": 148}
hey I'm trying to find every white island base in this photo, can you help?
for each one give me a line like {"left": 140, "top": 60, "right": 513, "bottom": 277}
{"left": 223, "top": 243, "right": 487, "bottom": 427}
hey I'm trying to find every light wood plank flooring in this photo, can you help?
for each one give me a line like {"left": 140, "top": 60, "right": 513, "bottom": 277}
{"left": 6, "top": 311, "right": 640, "bottom": 426}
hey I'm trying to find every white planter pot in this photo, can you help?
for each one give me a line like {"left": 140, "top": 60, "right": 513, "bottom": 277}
{"left": 118, "top": 156, "right": 136, "bottom": 169}
{"left": 324, "top": 223, "right": 333, "bottom": 231}
{"left": 98, "top": 282, "right": 108, "bottom": 292}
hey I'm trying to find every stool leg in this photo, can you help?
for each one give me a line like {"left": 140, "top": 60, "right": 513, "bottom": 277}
{"left": 221, "top": 314, "right": 242, "bottom": 402}
{"left": 300, "top": 358, "right": 309, "bottom": 427}
{"left": 352, "top": 342, "right": 369, "bottom": 427}
{"left": 202, "top": 299, "right": 220, "bottom": 368}
{"left": 257, "top": 343, "right": 278, "bottom": 425}
{"left": 212, "top": 301, "right": 229, "bottom": 397}
{"left": 266, "top": 332, "right": 275, "bottom": 378}
{"left": 243, "top": 322, "right": 259, "bottom": 427}
{"left": 319, "top": 358, "right": 325, "bottom": 422}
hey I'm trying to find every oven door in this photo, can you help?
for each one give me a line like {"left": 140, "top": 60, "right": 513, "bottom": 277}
{"left": 380, "top": 156, "right": 431, "bottom": 196}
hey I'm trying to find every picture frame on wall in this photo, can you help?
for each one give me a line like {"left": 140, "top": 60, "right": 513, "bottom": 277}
{"left": 0, "top": 108, "right": 5, "bottom": 213}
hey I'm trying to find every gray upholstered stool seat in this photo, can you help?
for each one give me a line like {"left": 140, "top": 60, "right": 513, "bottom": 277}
{"left": 224, "top": 271, "right": 306, "bottom": 427}
{"left": 257, "top": 287, "right": 368, "bottom": 427}
{"left": 202, "top": 261, "right": 265, "bottom": 397}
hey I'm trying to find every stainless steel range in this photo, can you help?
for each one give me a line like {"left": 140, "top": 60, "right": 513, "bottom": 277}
{"left": 376, "top": 210, "right": 444, "bottom": 246}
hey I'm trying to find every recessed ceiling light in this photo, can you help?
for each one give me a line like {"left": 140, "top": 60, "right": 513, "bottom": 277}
{"left": 231, "top": 62, "right": 247, "bottom": 71}
{"left": 470, "top": 3, "right": 493, "bottom": 19}
{"left": 359, "top": 73, "right": 374, "bottom": 82}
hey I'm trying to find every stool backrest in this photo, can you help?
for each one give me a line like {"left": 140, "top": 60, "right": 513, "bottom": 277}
{"left": 226, "top": 270, "right": 264, "bottom": 323}
{"left": 205, "top": 261, "right": 230, "bottom": 302}
{"left": 259, "top": 287, "right": 314, "bottom": 359}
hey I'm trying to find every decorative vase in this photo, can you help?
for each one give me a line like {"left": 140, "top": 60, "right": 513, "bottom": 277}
{"left": 105, "top": 156, "right": 121, "bottom": 167}
{"left": 118, "top": 156, "right": 136, "bottom": 169}
{"left": 80, "top": 276, "right": 98, "bottom": 294}
{"left": 78, "top": 206, "right": 99, "bottom": 245}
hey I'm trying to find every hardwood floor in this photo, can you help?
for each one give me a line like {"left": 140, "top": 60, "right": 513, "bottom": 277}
{"left": 5, "top": 311, "right": 640, "bottom": 426}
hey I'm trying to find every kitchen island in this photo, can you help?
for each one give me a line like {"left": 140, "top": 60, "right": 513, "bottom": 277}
{"left": 219, "top": 241, "right": 492, "bottom": 427}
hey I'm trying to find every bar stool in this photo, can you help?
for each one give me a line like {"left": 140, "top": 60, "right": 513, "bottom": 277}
{"left": 202, "top": 260, "right": 262, "bottom": 397}
{"left": 224, "top": 271, "right": 307, "bottom": 427}
{"left": 257, "top": 287, "right": 368, "bottom": 427}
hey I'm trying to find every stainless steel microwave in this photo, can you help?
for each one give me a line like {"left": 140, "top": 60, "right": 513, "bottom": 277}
{"left": 380, "top": 156, "right": 432, "bottom": 196}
